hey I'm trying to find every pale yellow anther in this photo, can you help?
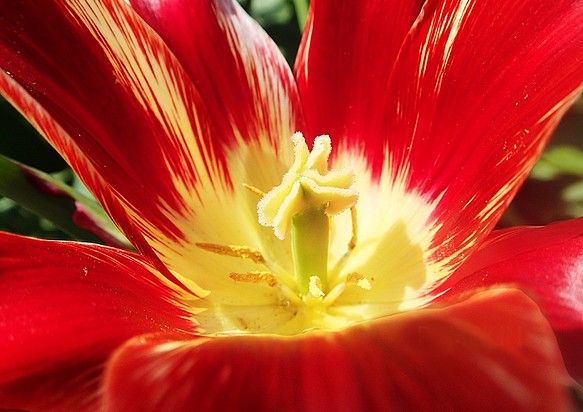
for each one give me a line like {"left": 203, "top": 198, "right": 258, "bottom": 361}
{"left": 308, "top": 276, "right": 325, "bottom": 297}
{"left": 347, "top": 273, "right": 372, "bottom": 291}
{"left": 257, "top": 132, "right": 359, "bottom": 239}
{"left": 357, "top": 278, "right": 372, "bottom": 291}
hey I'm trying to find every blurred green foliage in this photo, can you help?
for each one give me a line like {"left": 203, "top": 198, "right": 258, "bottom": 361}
{"left": 498, "top": 104, "right": 583, "bottom": 227}
{"left": 0, "top": 0, "right": 582, "bottom": 242}
{"left": 240, "top": 0, "right": 305, "bottom": 62}
{"left": 0, "top": 99, "right": 71, "bottom": 239}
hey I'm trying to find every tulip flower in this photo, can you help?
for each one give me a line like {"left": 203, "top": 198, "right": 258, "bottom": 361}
{"left": 0, "top": 0, "right": 582, "bottom": 410}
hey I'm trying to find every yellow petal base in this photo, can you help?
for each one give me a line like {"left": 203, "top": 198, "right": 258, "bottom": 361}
{"left": 162, "top": 135, "right": 443, "bottom": 336}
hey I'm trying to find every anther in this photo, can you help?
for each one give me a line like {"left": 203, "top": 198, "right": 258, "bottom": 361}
{"left": 229, "top": 271, "right": 278, "bottom": 287}
{"left": 308, "top": 276, "right": 325, "bottom": 297}
{"left": 195, "top": 242, "right": 266, "bottom": 265}
{"left": 348, "top": 205, "right": 358, "bottom": 252}
{"left": 346, "top": 273, "right": 372, "bottom": 290}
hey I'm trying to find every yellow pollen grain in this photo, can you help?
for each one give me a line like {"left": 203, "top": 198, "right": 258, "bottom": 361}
{"left": 195, "top": 242, "right": 266, "bottom": 264}
{"left": 357, "top": 278, "right": 372, "bottom": 290}
{"left": 346, "top": 273, "right": 372, "bottom": 290}
{"left": 309, "top": 276, "right": 325, "bottom": 297}
{"left": 346, "top": 272, "right": 365, "bottom": 283}
{"left": 229, "top": 272, "right": 278, "bottom": 287}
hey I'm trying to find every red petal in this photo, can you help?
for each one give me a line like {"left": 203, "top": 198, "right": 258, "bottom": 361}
{"left": 431, "top": 218, "right": 583, "bottom": 382}
{"left": 297, "top": 0, "right": 583, "bottom": 274}
{"left": 0, "top": 73, "right": 189, "bottom": 290}
{"left": 0, "top": 0, "right": 218, "bottom": 197}
{"left": 0, "top": 232, "right": 195, "bottom": 411}
{"left": 295, "top": 0, "right": 423, "bottom": 143}
{"left": 103, "top": 289, "right": 571, "bottom": 411}
{"left": 0, "top": 2, "right": 226, "bottom": 261}
{"left": 384, "top": 0, "right": 583, "bottom": 270}
{"left": 132, "top": 0, "right": 304, "bottom": 151}
{"left": 0, "top": 2, "right": 307, "bottom": 289}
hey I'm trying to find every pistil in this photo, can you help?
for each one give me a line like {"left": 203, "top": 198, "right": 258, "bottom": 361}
{"left": 257, "top": 133, "right": 358, "bottom": 297}
{"left": 292, "top": 206, "right": 329, "bottom": 295}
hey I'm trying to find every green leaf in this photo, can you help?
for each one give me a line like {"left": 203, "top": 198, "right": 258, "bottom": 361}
{"left": 292, "top": 0, "right": 309, "bottom": 31}
{"left": 531, "top": 145, "right": 583, "bottom": 180}
{"left": 0, "top": 154, "right": 131, "bottom": 248}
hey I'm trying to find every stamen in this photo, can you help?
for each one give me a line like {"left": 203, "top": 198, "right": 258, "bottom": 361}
{"left": 196, "top": 242, "right": 266, "bottom": 264}
{"left": 329, "top": 206, "right": 360, "bottom": 278}
{"left": 243, "top": 183, "right": 266, "bottom": 197}
{"left": 322, "top": 283, "right": 346, "bottom": 305}
{"left": 229, "top": 272, "right": 278, "bottom": 287}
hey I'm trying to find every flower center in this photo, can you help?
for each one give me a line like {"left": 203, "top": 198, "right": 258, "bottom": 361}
{"left": 256, "top": 133, "right": 358, "bottom": 297}
{"left": 184, "top": 132, "right": 438, "bottom": 336}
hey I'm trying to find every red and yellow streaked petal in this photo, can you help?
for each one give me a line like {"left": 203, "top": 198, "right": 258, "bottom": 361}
{"left": 295, "top": 0, "right": 423, "bottom": 144}
{"left": 0, "top": 0, "right": 219, "bottom": 252}
{"left": 381, "top": 0, "right": 583, "bottom": 274}
{"left": 431, "top": 218, "right": 583, "bottom": 382}
{"left": 0, "top": 1, "right": 305, "bottom": 295}
{"left": 0, "top": 71, "right": 190, "bottom": 289}
{"left": 0, "top": 0, "right": 219, "bottom": 202}
{"left": 292, "top": 0, "right": 444, "bottom": 312}
{"left": 132, "top": 0, "right": 305, "bottom": 154}
{"left": 0, "top": 232, "right": 196, "bottom": 411}
{"left": 298, "top": 0, "right": 583, "bottom": 285}
{"left": 110, "top": 0, "right": 311, "bottom": 302}
{"left": 103, "top": 289, "right": 571, "bottom": 411}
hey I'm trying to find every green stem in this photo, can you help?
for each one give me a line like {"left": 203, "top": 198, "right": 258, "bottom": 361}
{"left": 292, "top": 206, "right": 328, "bottom": 296}
{"left": 292, "top": 0, "right": 309, "bottom": 32}
{"left": 0, "top": 154, "right": 131, "bottom": 247}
